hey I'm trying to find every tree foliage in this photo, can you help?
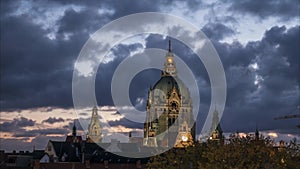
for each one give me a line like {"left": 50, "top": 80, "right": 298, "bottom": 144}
{"left": 146, "top": 134, "right": 300, "bottom": 169}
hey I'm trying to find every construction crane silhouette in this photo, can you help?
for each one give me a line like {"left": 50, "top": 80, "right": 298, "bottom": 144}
{"left": 274, "top": 105, "right": 300, "bottom": 128}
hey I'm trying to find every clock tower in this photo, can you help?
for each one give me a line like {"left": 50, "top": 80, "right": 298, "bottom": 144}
{"left": 144, "top": 40, "right": 195, "bottom": 148}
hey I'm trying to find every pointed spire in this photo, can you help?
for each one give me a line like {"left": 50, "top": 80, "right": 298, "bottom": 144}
{"left": 168, "top": 39, "right": 171, "bottom": 52}
{"left": 209, "top": 107, "right": 223, "bottom": 141}
{"left": 211, "top": 108, "right": 219, "bottom": 132}
{"left": 88, "top": 106, "right": 102, "bottom": 143}
{"left": 72, "top": 120, "right": 76, "bottom": 137}
{"left": 163, "top": 40, "right": 177, "bottom": 76}
{"left": 92, "top": 106, "right": 98, "bottom": 115}
{"left": 255, "top": 124, "right": 259, "bottom": 140}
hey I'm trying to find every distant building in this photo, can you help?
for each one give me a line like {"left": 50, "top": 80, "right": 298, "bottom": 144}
{"left": 0, "top": 150, "right": 47, "bottom": 169}
{"left": 45, "top": 140, "right": 82, "bottom": 163}
{"left": 43, "top": 140, "right": 149, "bottom": 168}
{"left": 42, "top": 118, "right": 149, "bottom": 168}
{"left": 65, "top": 120, "right": 83, "bottom": 143}
{"left": 86, "top": 106, "right": 102, "bottom": 143}
{"left": 128, "top": 131, "right": 143, "bottom": 146}
{"left": 143, "top": 40, "right": 195, "bottom": 148}
{"left": 208, "top": 107, "right": 224, "bottom": 142}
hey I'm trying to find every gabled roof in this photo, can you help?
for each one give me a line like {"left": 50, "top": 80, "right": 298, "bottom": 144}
{"left": 82, "top": 142, "right": 149, "bottom": 163}
{"left": 48, "top": 141, "right": 150, "bottom": 164}
{"left": 83, "top": 142, "right": 107, "bottom": 154}
{"left": 65, "top": 136, "right": 83, "bottom": 143}
{"left": 50, "top": 141, "right": 81, "bottom": 162}
{"left": 83, "top": 142, "right": 139, "bottom": 154}
{"left": 32, "top": 150, "right": 46, "bottom": 159}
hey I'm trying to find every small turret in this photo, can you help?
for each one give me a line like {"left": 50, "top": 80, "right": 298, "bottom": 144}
{"left": 255, "top": 125, "right": 259, "bottom": 140}
{"left": 129, "top": 131, "right": 132, "bottom": 138}
{"left": 72, "top": 120, "right": 76, "bottom": 137}
{"left": 163, "top": 40, "right": 177, "bottom": 76}
{"left": 209, "top": 107, "right": 223, "bottom": 142}
{"left": 64, "top": 119, "right": 83, "bottom": 143}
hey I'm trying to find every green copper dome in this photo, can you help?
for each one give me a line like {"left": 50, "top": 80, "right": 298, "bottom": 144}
{"left": 151, "top": 74, "right": 191, "bottom": 104}
{"left": 153, "top": 75, "right": 180, "bottom": 96}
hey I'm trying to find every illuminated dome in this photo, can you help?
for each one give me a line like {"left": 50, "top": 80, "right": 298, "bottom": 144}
{"left": 152, "top": 76, "right": 180, "bottom": 96}
{"left": 152, "top": 75, "right": 191, "bottom": 104}
{"left": 144, "top": 40, "right": 195, "bottom": 148}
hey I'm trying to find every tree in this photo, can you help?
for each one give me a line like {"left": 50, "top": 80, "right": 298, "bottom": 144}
{"left": 146, "top": 134, "right": 300, "bottom": 169}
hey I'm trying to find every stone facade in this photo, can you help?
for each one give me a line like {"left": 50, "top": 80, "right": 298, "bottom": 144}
{"left": 143, "top": 41, "right": 195, "bottom": 148}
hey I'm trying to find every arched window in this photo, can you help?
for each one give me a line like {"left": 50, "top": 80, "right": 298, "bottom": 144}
{"left": 172, "top": 102, "right": 177, "bottom": 109}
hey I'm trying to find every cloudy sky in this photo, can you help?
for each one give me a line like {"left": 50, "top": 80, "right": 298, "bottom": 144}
{"left": 1, "top": 0, "right": 299, "bottom": 151}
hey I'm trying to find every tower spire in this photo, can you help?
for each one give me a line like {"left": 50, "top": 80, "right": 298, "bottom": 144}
{"left": 72, "top": 120, "right": 76, "bottom": 136}
{"left": 87, "top": 106, "right": 102, "bottom": 143}
{"left": 163, "top": 40, "right": 177, "bottom": 76}
{"left": 255, "top": 124, "right": 259, "bottom": 140}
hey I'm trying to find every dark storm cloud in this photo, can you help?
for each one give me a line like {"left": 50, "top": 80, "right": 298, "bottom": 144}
{"left": 202, "top": 22, "right": 235, "bottom": 41}
{"left": 136, "top": 26, "right": 298, "bottom": 133}
{"left": 65, "top": 119, "right": 85, "bottom": 130}
{"left": 218, "top": 25, "right": 299, "bottom": 132}
{"left": 35, "top": 128, "right": 68, "bottom": 135}
{"left": 0, "top": 0, "right": 15, "bottom": 17}
{"left": 0, "top": 3, "right": 100, "bottom": 110}
{"left": 0, "top": 15, "right": 76, "bottom": 110}
{"left": 0, "top": 0, "right": 299, "bottom": 139}
{"left": 0, "top": 0, "right": 208, "bottom": 112}
{"left": 12, "top": 132, "right": 39, "bottom": 138}
{"left": 260, "top": 26, "right": 299, "bottom": 79}
{"left": 0, "top": 117, "right": 35, "bottom": 132}
{"left": 11, "top": 128, "right": 68, "bottom": 138}
{"left": 129, "top": 68, "right": 162, "bottom": 109}
{"left": 57, "top": 8, "right": 108, "bottom": 34}
{"left": 0, "top": 0, "right": 170, "bottom": 111}
{"left": 108, "top": 117, "right": 143, "bottom": 129}
{"left": 42, "top": 117, "right": 65, "bottom": 124}
{"left": 0, "top": 116, "right": 69, "bottom": 138}
{"left": 95, "top": 42, "right": 148, "bottom": 106}
{"left": 223, "top": 0, "right": 300, "bottom": 20}
{"left": 0, "top": 135, "right": 65, "bottom": 151}
{"left": 51, "top": 0, "right": 185, "bottom": 17}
